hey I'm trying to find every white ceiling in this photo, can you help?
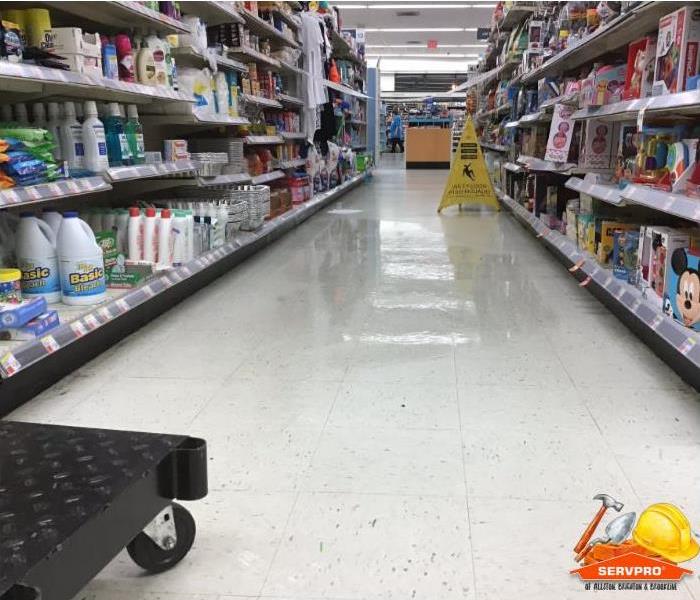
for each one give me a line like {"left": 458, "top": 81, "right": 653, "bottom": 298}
{"left": 338, "top": 0, "right": 493, "bottom": 67}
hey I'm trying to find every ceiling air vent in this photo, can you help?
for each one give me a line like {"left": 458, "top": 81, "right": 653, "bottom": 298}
{"left": 396, "top": 10, "right": 420, "bottom": 17}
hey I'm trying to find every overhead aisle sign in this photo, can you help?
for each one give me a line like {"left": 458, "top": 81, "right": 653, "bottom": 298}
{"left": 438, "top": 117, "right": 499, "bottom": 213}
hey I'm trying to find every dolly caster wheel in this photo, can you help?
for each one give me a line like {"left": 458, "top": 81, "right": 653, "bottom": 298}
{"left": 127, "top": 503, "right": 196, "bottom": 573}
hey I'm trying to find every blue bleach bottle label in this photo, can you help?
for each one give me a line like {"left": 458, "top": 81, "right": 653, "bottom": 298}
{"left": 59, "top": 257, "right": 106, "bottom": 298}
{"left": 18, "top": 256, "right": 60, "bottom": 296}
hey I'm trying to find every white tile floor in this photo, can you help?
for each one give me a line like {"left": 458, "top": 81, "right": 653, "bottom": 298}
{"left": 8, "top": 156, "right": 700, "bottom": 599}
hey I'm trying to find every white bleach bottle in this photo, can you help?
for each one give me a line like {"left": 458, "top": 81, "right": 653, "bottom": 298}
{"left": 15, "top": 213, "right": 62, "bottom": 303}
{"left": 82, "top": 100, "right": 109, "bottom": 174}
{"left": 41, "top": 209, "right": 63, "bottom": 236}
{"left": 46, "top": 102, "right": 64, "bottom": 162}
{"left": 57, "top": 211, "right": 106, "bottom": 305}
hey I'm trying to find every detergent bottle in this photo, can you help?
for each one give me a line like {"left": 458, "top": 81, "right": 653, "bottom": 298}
{"left": 60, "top": 102, "right": 85, "bottom": 172}
{"left": 56, "top": 212, "right": 107, "bottom": 305}
{"left": 15, "top": 213, "right": 62, "bottom": 303}
{"left": 41, "top": 209, "right": 63, "bottom": 236}
{"left": 46, "top": 102, "right": 63, "bottom": 162}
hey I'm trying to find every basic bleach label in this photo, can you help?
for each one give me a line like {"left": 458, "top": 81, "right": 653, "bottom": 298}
{"left": 59, "top": 257, "right": 106, "bottom": 299}
{"left": 18, "top": 257, "right": 60, "bottom": 297}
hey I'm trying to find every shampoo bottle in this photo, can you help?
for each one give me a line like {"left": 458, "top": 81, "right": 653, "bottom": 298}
{"left": 0, "top": 104, "right": 13, "bottom": 123}
{"left": 32, "top": 103, "right": 47, "bottom": 127}
{"left": 13, "top": 103, "right": 29, "bottom": 125}
{"left": 82, "top": 100, "right": 110, "bottom": 174}
{"left": 125, "top": 104, "right": 145, "bottom": 164}
{"left": 102, "top": 36, "right": 119, "bottom": 80}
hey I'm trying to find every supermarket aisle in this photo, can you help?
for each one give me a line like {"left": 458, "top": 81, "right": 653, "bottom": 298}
{"left": 10, "top": 157, "right": 700, "bottom": 600}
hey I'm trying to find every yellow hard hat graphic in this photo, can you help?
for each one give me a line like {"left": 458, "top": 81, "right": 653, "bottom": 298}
{"left": 632, "top": 503, "right": 699, "bottom": 563}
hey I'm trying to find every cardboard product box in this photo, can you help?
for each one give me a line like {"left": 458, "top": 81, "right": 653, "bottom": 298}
{"left": 594, "top": 64, "right": 627, "bottom": 105}
{"left": 612, "top": 229, "right": 641, "bottom": 283}
{"left": 623, "top": 36, "right": 658, "bottom": 100}
{"left": 653, "top": 6, "right": 700, "bottom": 95}
{"left": 597, "top": 220, "right": 638, "bottom": 266}
{"left": 44, "top": 27, "right": 100, "bottom": 55}
{"left": 60, "top": 53, "right": 103, "bottom": 77}
{"left": 577, "top": 213, "right": 595, "bottom": 253}
{"left": 637, "top": 225, "right": 653, "bottom": 286}
{"left": 544, "top": 103, "right": 576, "bottom": 163}
{"left": 614, "top": 122, "right": 639, "bottom": 185}
{"left": 648, "top": 226, "right": 690, "bottom": 299}
{"left": 667, "top": 246, "right": 700, "bottom": 331}
{"left": 579, "top": 119, "right": 617, "bottom": 169}
{"left": 96, "top": 231, "right": 154, "bottom": 289}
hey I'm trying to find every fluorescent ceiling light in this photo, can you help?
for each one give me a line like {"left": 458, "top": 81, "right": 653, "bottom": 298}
{"left": 367, "top": 53, "right": 479, "bottom": 57}
{"left": 367, "top": 44, "right": 487, "bottom": 48}
{"left": 364, "top": 27, "right": 477, "bottom": 32}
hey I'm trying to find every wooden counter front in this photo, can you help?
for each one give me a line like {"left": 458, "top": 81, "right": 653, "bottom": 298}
{"left": 405, "top": 127, "right": 452, "bottom": 169}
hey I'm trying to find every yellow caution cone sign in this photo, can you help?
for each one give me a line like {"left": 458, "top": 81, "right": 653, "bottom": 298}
{"left": 438, "top": 116, "right": 499, "bottom": 213}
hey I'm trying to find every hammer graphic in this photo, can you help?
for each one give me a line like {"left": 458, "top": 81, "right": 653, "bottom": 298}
{"left": 573, "top": 494, "right": 624, "bottom": 554}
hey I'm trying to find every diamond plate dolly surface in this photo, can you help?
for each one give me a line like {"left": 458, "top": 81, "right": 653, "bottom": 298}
{"left": 0, "top": 421, "right": 207, "bottom": 600}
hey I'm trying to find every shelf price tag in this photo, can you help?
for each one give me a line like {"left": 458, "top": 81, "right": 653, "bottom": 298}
{"left": 181, "top": 266, "right": 192, "bottom": 276}
{"left": 84, "top": 314, "right": 100, "bottom": 330}
{"left": 0, "top": 352, "right": 21, "bottom": 377}
{"left": 680, "top": 337, "right": 697, "bottom": 355}
{"left": 70, "top": 321, "right": 88, "bottom": 337}
{"left": 98, "top": 307, "right": 112, "bottom": 321}
{"left": 569, "top": 259, "right": 586, "bottom": 273}
{"left": 40, "top": 335, "right": 60, "bottom": 354}
{"left": 160, "top": 275, "right": 173, "bottom": 288}
{"left": 650, "top": 314, "right": 664, "bottom": 330}
{"left": 142, "top": 285, "right": 154, "bottom": 298}
{"left": 115, "top": 298, "right": 129, "bottom": 313}
{"left": 579, "top": 276, "right": 592, "bottom": 288}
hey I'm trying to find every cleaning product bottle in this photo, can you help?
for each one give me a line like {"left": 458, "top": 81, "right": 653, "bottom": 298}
{"left": 145, "top": 31, "right": 167, "bottom": 87}
{"left": 115, "top": 33, "right": 135, "bottom": 82}
{"left": 41, "top": 209, "right": 63, "bottom": 236}
{"left": 15, "top": 213, "right": 62, "bottom": 303}
{"left": 60, "top": 102, "right": 85, "bottom": 172}
{"left": 46, "top": 102, "right": 63, "bottom": 161}
{"left": 135, "top": 35, "right": 155, "bottom": 86}
{"left": 125, "top": 104, "right": 145, "bottom": 164}
{"left": 143, "top": 207, "right": 158, "bottom": 262}
{"left": 102, "top": 209, "right": 117, "bottom": 233}
{"left": 115, "top": 208, "right": 130, "bottom": 254}
{"left": 0, "top": 104, "right": 13, "bottom": 123}
{"left": 171, "top": 209, "right": 187, "bottom": 265}
{"left": 32, "top": 103, "right": 47, "bottom": 127}
{"left": 84, "top": 208, "right": 103, "bottom": 233}
{"left": 75, "top": 101, "right": 84, "bottom": 123}
{"left": 82, "top": 100, "right": 110, "bottom": 174}
{"left": 14, "top": 103, "right": 29, "bottom": 125}
{"left": 102, "top": 36, "right": 119, "bottom": 80}
{"left": 104, "top": 102, "right": 133, "bottom": 166}
{"left": 128, "top": 206, "right": 143, "bottom": 260}
{"left": 57, "top": 211, "right": 106, "bottom": 305}
{"left": 157, "top": 208, "right": 172, "bottom": 266}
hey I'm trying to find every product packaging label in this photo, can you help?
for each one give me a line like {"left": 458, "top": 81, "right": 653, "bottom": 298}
{"left": 118, "top": 133, "right": 132, "bottom": 159}
{"left": 135, "top": 134, "right": 145, "bottom": 157}
{"left": 60, "top": 257, "right": 106, "bottom": 297}
{"left": 18, "top": 256, "right": 61, "bottom": 295}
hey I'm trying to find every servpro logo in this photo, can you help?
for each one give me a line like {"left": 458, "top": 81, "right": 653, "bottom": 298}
{"left": 571, "top": 552, "right": 692, "bottom": 590}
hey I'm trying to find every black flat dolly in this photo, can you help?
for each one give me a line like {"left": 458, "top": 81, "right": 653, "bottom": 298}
{"left": 0, "top": 421, "right": 207, "bottom": 600}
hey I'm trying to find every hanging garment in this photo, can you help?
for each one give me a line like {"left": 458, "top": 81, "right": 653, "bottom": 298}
{"left": 300, "top": 12, "right": 329, "bottom": 139}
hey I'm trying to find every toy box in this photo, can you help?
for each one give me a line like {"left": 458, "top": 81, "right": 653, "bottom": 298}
{"left": 653, "top": 6, "right": 700, "bottom": 95}
{"left": 598, "top": 220, "right": 638, "bottom": 266}
{"left": 614, "top": 123, "right": 639, "bottom": 186}
{"left": 667, "top": 247, "right": 700, "bottom": 331}
{"left": 580, "top": 119, "right": 617, "bottom": 169}
{"left": 623, "top": 36, "right": 658, "bottom": 100}
{"left": 594, "top": 64, "right": 627, "bottom": 105}
{"left": 613, "top": 229, "right": 640, "bottom": 282}
{"left": 649, "top": 227, "right": 690, "bottom": 298}
{"left": 638, "top": 225, "right": 653, "bottom": 286}
{"left": 544, "top": 103, "right": 576, "bottom": 163}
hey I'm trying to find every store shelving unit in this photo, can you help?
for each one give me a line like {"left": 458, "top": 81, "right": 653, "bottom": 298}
{"left": 0, "top": 2, "right": 370, "bottom": 409}
{"left": 498, "top": 188, "right": 700, "bottom": 388}
{"left": 565, "top": 175, "right": 624, "bottom": 207}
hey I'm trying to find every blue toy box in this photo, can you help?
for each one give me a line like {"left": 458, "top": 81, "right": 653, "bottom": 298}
{"left": 667, "top": 247, "right": 700, "bottom": 332}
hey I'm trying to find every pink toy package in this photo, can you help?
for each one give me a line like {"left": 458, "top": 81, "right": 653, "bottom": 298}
{"left": 653, "top": 7, "right": 700, "bottom": 95}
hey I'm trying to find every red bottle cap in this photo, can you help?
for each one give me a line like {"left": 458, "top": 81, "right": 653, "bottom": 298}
{"left": 161, "top": 208, "right": 171, "bottom": 218}
{"left": 129, "top": 207, "right": 140, "bottom": 217}
{"left": 145, "top": 207, "right": 156, "bottom": 217}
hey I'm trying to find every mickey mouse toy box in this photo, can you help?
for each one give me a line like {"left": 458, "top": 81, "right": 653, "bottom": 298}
{"left": 667, "top": 247, "right": 700, "bottom": 332}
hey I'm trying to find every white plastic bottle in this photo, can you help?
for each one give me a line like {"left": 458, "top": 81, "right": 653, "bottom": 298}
{"left": 186, "top": 209, "right": 194, "bottom": 260}
{"left": 85, "top": 209, "right": 103, "bottom": 233}
{"left": 41, "top": 209, "right": 63, "bottom": 236}
{"left": 128, "top": 207, "right": 143, "bottom": 260}
{"left": 82, "top": 100, "right": 110, "bottom": 174}
{"left": 15, "top": 213, "right": 62, "bottom": 303}
{"left": 115, "top": 209, "right": 130, "bottom": 254}
{"left": 158, "top": 208, "right": 172, "bottom": 266}
{"left": 57, "top": 211, "right": 106, "bottom": 305}
{"left": 102, "top": 209, "right": 117, "bottom": 233}
{"left": 143, "top": 207, "right": 158, "bottom": 262}
{"left": 0, "top": 104, "right": 12, "bottom": 123}
{"left": 60, "top": 102, "right": 85, "bottom": 172}
{"left": 171, "top": 210, "right": 187, "bottom": 266}
{"left": 32, "top": 103, "right": 47, "bottom": 127}
{"left": 13, "top": 103, "right": 29, "bottom": 125}
{"left": 145, "top": 32, "right": 167, "bottom": 87}
{"left": 46, "top": 102, "right": 63, "bottom": 161}
{"left": 217, "top": 204, "right": 229, "bottom": 243}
